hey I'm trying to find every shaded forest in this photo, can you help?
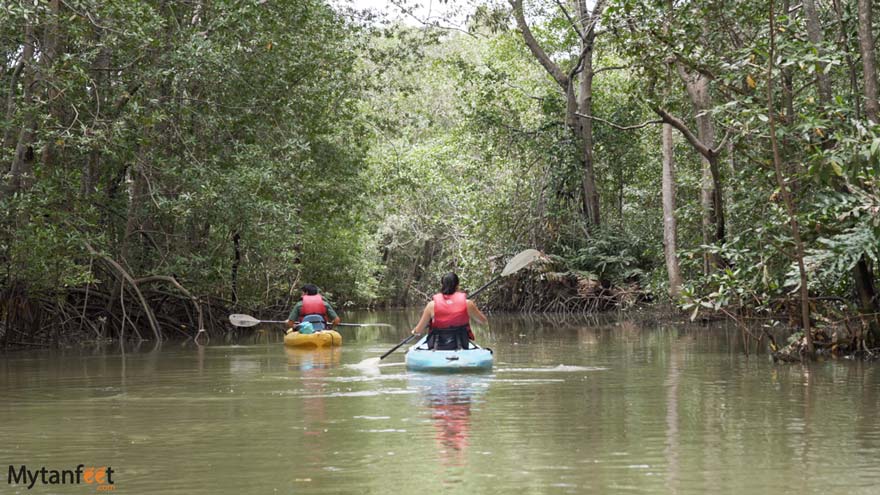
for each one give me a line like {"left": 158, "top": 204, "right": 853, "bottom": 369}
{"left": 1, "top": 0, "right": 878, "bottom": 358}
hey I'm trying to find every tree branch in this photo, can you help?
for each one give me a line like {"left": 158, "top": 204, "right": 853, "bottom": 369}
{"left": 509, "top": 0, "right": 569, "bottom": 89}
{"left": 83, "top": 240, "right": 162, "bottom": 341}
{"left": 112, "top": 82, "right": 141, "bottom": 116}
{"left": 594, "top": 65, "right": 629, "bottom": 74}
{"left": 554, "top": 0, "right": 584, "bottom": 40}
{"left": 653, "top": 106, "right": 716, "bottom": 159}
{"left": 134, "top": 275, "right": 204, "bottom": 334}
{"left": 575, "top": 112, "right": 662, "bottom": 130}
{"left": 711, "top": 129, "right": 731, "bottom": 155}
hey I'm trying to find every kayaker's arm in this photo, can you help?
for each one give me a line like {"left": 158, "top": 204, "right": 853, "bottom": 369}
{"left": 324, "top": 302, "right": 341, "bottom": 328}
{"left": 286, "top": 302, "right": 303, "bottom": 328}
{"left": 466, "top": 300, "right": 488, "bottom": 325}
{"left": 410, "top": 301, "right": 435, "bottom": 335}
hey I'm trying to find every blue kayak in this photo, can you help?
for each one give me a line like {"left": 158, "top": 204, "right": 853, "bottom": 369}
{"left": 405, "top": 335, "right": 493, "bottom": 372}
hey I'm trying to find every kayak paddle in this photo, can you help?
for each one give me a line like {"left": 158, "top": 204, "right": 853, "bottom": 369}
{"left": 229, "top": 314, "right": 286, "bottom": 327}
{"left": 229, "top": 314, "right": 392, "bottom": 329}
{"left": 336, "top": 322, "right": 394, "bottom": 328}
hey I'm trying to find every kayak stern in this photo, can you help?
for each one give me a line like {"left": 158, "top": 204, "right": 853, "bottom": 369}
{"left": 284, "top": 330, "right": 342, "bottom": 348}
{"left": 405, "top": 336, "right": 493, "bottom": 372}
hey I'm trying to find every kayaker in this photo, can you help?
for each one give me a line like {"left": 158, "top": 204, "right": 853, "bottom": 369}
{"left": 285, "top": 284, "right": 341, "bottom": 333}
{"left": 410, "top": 272, "right": 488, "bottom": 350}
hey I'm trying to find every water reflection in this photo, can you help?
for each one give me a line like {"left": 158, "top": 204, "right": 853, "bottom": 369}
{"left": 664, "top": 334, "right": 686, "bottom": 495}
{"left": 284, "top": 347, "right": 341, "bottom": 423}
{"left": 284, "top": 347, "right": 342, "bottom": 472}
{"left": 284, "top": 347, "right": 341, "bottom": 371}
{"left": 410, "top": 374, "right": 490, "bottom": 467}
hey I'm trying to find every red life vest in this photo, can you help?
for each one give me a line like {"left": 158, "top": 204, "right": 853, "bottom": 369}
{"left": 300, "top": 294, "right": 327, "bottom": 321}
{"left": 431, "top": 292, "right": 470, "bottom": 330}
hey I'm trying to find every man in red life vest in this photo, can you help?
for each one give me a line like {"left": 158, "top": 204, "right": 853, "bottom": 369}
{"left": 285, "top": 284, "right": 341, "bottom": 333}
{"left": 410, "top": 273, "right": 488, "bottom": 350}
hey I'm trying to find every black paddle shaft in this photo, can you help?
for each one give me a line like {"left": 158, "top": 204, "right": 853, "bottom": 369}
{"left": 380, "top": 334, "right": 416, "bottom": 360}
{"left": 468, "top": 275, "right": 502, "bottom": 300}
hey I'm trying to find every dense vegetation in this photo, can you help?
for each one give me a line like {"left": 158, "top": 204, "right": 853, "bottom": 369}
{"left": 1, "top": 0, "right": 878, "bottom": 358}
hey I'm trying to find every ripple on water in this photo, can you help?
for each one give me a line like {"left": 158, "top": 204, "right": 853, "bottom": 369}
{"left": 305, "top": 374, "right": 407, "bottom": 383}
{"left": 496, "top": 364, "right": 608, "bottom": 372}
{"left": 488, "top": 378, "right": 566, "bottom": 384}
{"left": 290, "top": 389, "right": 419, "bottom": 398}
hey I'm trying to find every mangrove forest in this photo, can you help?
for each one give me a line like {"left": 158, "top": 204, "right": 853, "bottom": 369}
{"left": 1, "top": 0, "right": 879, "bottom": 360}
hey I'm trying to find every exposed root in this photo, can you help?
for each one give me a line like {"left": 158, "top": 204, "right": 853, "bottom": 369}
{"left": 483, "top": 258, "right": 647, "bottom": 314}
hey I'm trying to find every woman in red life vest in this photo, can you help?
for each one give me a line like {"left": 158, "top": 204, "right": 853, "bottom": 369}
{"left": 285, "top": 284, "right": 341, "bottom": 332}
{"left": 410, "top": 273, "right": 488, "bottom": 350}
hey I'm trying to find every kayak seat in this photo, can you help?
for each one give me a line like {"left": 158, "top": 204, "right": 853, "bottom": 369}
{"left": 425, "top": 326, "right": 470, "bottom": 351}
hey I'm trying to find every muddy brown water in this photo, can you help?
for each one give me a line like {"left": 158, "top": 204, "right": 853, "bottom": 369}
{"left": 2, "top": 310, "right": 879, "bottom": 494}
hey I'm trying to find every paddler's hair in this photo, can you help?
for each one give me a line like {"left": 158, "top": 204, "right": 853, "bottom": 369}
{"left": 301, "top": 284, "right": 319, "bottom": 295}
{"left": 440, "top": 272, "right": 459, "bottom": 295}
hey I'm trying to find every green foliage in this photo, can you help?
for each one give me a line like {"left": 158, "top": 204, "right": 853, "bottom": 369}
{"left": 556, "top": 229, "right": 654, "bottom": 285}
{"left": 2, "top": 0, "right": 879, "bottom": 335}
{"left": 0, "top": 0, "right": 376, "bottom": 311}
{"left": 796, "top": 186, "right": 880, "bottom": 292}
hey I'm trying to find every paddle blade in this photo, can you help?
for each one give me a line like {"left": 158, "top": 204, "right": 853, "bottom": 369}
{"left": 229, "top": 314, "right": 261, "bottom": 327}
{"left": 353, "top": 357, "right": 381, "bottom": 368}
{"left": 501, "top": 249, "right": 542, "bottom": 276}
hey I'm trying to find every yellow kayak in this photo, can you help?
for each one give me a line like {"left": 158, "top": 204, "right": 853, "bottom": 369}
{"left": 283, "top": 330, "right": 342, "bottom": 348}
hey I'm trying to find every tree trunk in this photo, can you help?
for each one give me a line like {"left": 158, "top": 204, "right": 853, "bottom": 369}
{"left": 858, "top": 0, "right": 879, "bottom": 122}
{"left": 7, "top": 22, "right": 37, "bottom": 196}
{"left": 40, "top": 0, "right": 62, "bottom": 170}
{"left": 232, "top": 232, "right": 241, "bottom": 304}
{"left": 854, "top": 0, "right": 880, "bottom": 338}
{"left": 511, "top": 0, "right": 602, "bottom": 229}
{"left": 854, "top": 257, "right": 880, "bottom": 342}
{"left": 676, "top": 66, "right": 725, "bottom": 273}
{"left": 781, "top": 0, "right": 795, "bottom": 121}
{"left": 81, "top": 41, "right": 111, "bottom": 197}
{"left": 576, "top": 0, "right": 604, "bottom": 228}
{"left": 832, "top": 0, "right": 862, "bottom": 119}
{"left": 577, "top": 37, "right": 601, "bottom": 228}
{"left": 413, "top": 239, "right": 434, "bottom": 287}
{"left": 578, "top": 63, "right": 601, "bottom": 227}
{"left": 661, "top": 124, "right": 682, "bottom": 297}
{"left": 803, "top": 0, "right": 833, "bottom": 105}
{"left": 2, "top": 56, "right": 25, "bottom": 150}
{"left": 398, "top": 240, "right": 433, "bottom": 306}
{"left": 122, "top": 155, "right": 148, "bottom": 270}
{"left": 768, "top": 0, "right": 813, "bottom": 356}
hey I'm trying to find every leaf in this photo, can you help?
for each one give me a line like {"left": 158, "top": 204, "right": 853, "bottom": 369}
{"left": 746, "top": 74, "right": 756, "bottom": 89}
{"left": 830, "top": 161, "right": 843, "bottom": 176}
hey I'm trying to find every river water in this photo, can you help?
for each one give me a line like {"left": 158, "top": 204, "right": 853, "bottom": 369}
{"left": 2, "top": 310, "right": 879, "bottom": 494}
